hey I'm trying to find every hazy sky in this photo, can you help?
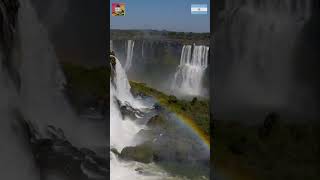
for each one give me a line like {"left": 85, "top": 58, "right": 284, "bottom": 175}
{"left": 110, "top": 0, "right": 210, "bottom": 32}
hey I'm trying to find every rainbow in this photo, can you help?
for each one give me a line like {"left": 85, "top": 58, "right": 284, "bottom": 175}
{"left": 172, "top": 111, "right": 210, "bottom": 149}
{"left": 153, "top": 96, "right": 211, "bottom": 149}
{"left": 129, "top": 81, "right": 211, "bottom": 149}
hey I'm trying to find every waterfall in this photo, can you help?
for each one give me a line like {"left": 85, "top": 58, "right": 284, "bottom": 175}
{"left": 0, "top": 0, "right": 110, "bottom": 179}
{"left": 110, "top": 57, "right": 141, "bottom": 150}
{"left": 17, "top": 0, "right": 80, "bottom": 141}
{"left": 124, "top": 40, "right": 135, "bottom": 71}
{"left": 110, "top": 56, "right": 161, "bottom": 180}
{"left": 111, "top": 56, "right": 144, "bottom": 109}
{"left": 215, "top": 0, "right": 316, "bottom": 112}
{"left": 0, "top": 50, "right": 40, "bottom": 180}
{"left": 0, "top": 0, "right": 109, "bottom": 178}
{"left": 0, "top": 0, "right": 72, "bottom": 179}
{"left": 171, "top": 45, "right": 209, "bottom": 96}
{"left": 110, "top": 54, "right": 209, "bottom": 180}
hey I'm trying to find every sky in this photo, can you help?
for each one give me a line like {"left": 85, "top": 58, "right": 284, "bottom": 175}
{"left": 110, "top": 0, "right": 210, "bottom": 33}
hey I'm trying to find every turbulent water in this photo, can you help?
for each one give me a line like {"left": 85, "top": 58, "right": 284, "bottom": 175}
{"left": 110, "top": 57, "right": 170, "bottom": 180}
{"left": 0, "top": 0, "right": 68, "bottom": 179}
{"left": 171, "top": 45, "right": 209, "bottom": 97}
{"left": 124, "top": 40, "right": 135, "bottom": 71}
{"left": 0, "top": 44, "right": 40, "bottom": 180}
{"left": 110, "top": 56, "right": 210, "bottom": 180}
{"left": 18, "top": 0, "right": 77, "bottom": 137}
{"left": 20, "top": 0, "right": 106, "bottom": 147}
{"left": 110, "top": 57, "right": 144, "bottom": 151}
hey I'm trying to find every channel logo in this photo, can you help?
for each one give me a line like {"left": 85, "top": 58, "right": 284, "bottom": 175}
{"left": 191, "top": 4, "right": 208, "bottom": 15}
{"left": 112, "top": 3, "right": 126, "bottom": 16}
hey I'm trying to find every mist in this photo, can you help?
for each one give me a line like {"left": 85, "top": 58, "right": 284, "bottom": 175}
{"left": 111, "top": 38, "right": 181, "bottom": 94}
{"left": 213, "top": 0, "right": 320, "bottom": 122}
{"left": 111, "top": 30, "right": 210, "bottom": 98}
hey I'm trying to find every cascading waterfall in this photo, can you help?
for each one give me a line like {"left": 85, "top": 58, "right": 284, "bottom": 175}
{"left": 0, "top": 50, "right": 40, "bottom": 180}
{"left": 19, "top": 0, "right": 109, "bottom": 154}
{"left": 111, "top": 55, "right": 145, "bottom": 110}
{"left": 171, "top": 45, "right": 209, "bottom": 96}
{"left": 124, "top": 40, "right": 135, "bottom": 71}
{"left": 0, "top": 0, "right": 109, "bottom": 179}
{"left": 110, "top": 56, "right": 141, "bottom": 152}
{"left": 111, "top": 56, "right": 142, "bottom": 180}
{"left": 217, "top": 0, "right": 314, "bottom": 108}
{"left": 17, "top": 0, "right": 80, "bottom": 142}
{"left": 0, "top": 0, "right": 75, "bottom": 179}
{"left": 1, "top": 0, "right": 108, "bottom": 178}
{"left": 110, "top": 56, "right": 169, "bottom": 180}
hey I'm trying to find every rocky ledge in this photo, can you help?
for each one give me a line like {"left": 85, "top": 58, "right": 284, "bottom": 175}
{"left": 20, "top": 119, "right": 108, "bottom": 179}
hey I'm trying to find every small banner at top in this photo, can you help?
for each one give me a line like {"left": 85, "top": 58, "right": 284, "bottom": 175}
{"left": 112, "top": 3, "right": 126, "bottom": 16}
{"left": 191, "top": 4, "right": 208, "bottom": 15}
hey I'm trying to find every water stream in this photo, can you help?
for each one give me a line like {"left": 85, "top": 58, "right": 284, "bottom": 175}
{"left": 171, "top": 45, "right": 209, "bottom": 97}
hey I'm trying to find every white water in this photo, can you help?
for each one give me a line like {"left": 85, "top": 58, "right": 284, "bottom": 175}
{"left": 111, "top": 56, "right": 145, "bottom": 109}
{"left": 18, "top": 0, "right": 81, "bottom": 143}
{"left": 171, "top": 45, "right": 209, "bottom": 96}
{"left": 0, "top": 52, "right": 40, "bottom": 180}
{"left": 18, "top": 0, "right": 107, "bottom": 150}
{"left": 0, "top": 0, "right": 71, "bottom": 179}
{"left": 110, "top": 56, "right": 146, "bottom": 179}
{"left": 0, "top": 0, "right": 107, "bottom": 179}
{"left": 124, "top": 40, "right": 135, "bottom": 71}
{"left": 110, "top": 57, "right": 142, "bottom": 150}
{"left": 110, "top": 57, "right": 180, "bottom": 180}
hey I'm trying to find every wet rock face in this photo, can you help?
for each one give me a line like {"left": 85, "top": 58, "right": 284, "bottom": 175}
{"left": 120, "top": 144, "right": 153, "bottom": 164}
{"left": 112, "top": 111, "right": 208, "bottom": 165}
{"left": 0, "top": 0, "right": 20, "bottom": 88}
{"left": 110, "top": 53, "right": 117, "bottom": 86}
{"left": 110, "top": 52, "right": 116, "bottom": 69}
{"left": 0, "top": 0, "right": 19, "bottom": 53}
{"left": 22, "top": 120, "right": 108, "bottom": 179}
{"left": 115, "top": 99, "right": 144, "bottom": 120}
{"left": 146, "top": 115, "right": 167, "bottom": 128}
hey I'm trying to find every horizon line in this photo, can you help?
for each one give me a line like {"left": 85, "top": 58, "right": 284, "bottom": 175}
{"left": 110, "top": 28, "right": 210, "bottom": 33}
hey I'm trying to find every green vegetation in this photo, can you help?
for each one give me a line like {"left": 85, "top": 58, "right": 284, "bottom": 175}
{"left": 214, "top": 119, "right": 320, "bottom": 180}
{"left": 120, "top": 144, "right": 154, "bottom": 164}
{"left": 61, "top": 63, "right": 109, "bottom": 111}
{"left": 130, "top": 81, "right": 210, "bottom": 136}
{"left": 111, "top": 29, "right": 210, "bottom": 45}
